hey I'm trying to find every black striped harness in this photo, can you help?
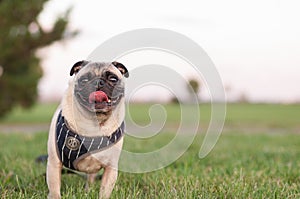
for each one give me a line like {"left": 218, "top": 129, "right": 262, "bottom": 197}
{"left": 56, "top": 111, "right": 125, "bottom": 170}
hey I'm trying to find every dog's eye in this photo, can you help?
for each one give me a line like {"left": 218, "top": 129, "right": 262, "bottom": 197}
{"left": 79, "top": 73, "right": 93, "bottom": 84}
{"left": 80, "top": 77, "right": 89, "bottom": 84}
{"left": 108, "top": 75, "right": 118, "bottom": 83}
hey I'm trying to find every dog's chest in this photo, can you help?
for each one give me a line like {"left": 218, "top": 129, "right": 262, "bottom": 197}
{"left": 55, "top": 111, "right": 124, "bottom": 171}
{"left": 75, "top": 140, "right": 123, "bottom": 173}
{"left": 75, "top": 155, "right": 103, "bottom": 173}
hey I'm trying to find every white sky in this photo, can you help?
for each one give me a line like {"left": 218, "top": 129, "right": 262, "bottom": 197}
{"left": 37, "top": 0, "right": 300, "bottom": 103}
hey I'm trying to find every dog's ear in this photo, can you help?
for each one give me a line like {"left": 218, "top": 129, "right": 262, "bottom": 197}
{"left": 112, "top": 61, "right": 129, "bottom": 78}
{"left": 70, "top": 60, "right": 89, "bottom": 76}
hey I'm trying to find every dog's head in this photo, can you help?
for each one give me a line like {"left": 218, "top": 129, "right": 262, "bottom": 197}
{"left": 70, "top": 61, "right": 129, "bottom": 114}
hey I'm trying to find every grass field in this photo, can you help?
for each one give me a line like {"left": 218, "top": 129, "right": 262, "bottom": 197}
{"left": 0, "top": 103, "right": 300, "bottom": 198}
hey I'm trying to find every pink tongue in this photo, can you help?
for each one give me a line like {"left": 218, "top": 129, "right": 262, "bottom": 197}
{"left": 89, "top": 91, "right": 108, "bottom": 103}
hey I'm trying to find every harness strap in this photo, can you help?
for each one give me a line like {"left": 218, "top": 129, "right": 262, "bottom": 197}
{"left": 56, "top": 111, "right": 125, "bottom": 170}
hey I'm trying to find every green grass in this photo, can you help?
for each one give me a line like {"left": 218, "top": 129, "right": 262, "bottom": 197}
{"left": 225, "top": 103, "right": 300, "bottom": 129}
{"left": 1, "top": 103, "right": 58, "bottom": 124}
{"left": 1, "top": 132, "right": 300, "bottom": 198}
{"left": 0, "top": 103, "right": 300, "bottom": 198}
{"left": 2, "top": 103, "right": 300, "bottom": 130}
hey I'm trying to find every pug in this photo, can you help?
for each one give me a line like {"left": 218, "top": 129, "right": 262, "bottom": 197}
{"left": 46, "top": 61, "right": 129, "bottom": 199}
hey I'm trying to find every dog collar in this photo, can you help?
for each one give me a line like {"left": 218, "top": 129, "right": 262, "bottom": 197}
{"left": 55, "top": 110, "right": 125, "bottom": 170}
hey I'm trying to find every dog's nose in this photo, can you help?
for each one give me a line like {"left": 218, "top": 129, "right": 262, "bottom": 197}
{"left": 95, "top": 79, "right": 105, "bottom": 89}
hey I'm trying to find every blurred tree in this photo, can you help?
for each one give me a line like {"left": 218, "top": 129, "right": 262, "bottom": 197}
{"left": 238, "top": 92, "right": 249, "bottom": 103}
{"left": 187, "top": 78, "right": 201, "bottom": 103}
{"left": 169, "top": 96, "right": 180, "bottom": 104}
{"left": 0, "top": 0, "right": 77, "bottom": 118}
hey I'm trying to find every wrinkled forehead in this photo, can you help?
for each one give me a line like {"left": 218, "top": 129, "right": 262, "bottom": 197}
{"left": 76, "top": 62, "right": 122, "bottom": 78}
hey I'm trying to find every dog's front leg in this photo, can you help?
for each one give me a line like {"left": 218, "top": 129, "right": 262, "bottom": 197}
{"left": 85, "top": 173, "right": 98, "bottom": 191}
{"left": 99, "top": 166, "right": 118, "bottom": 199}
{"left": 46, "top": 158, "right": 62, "bottom": 199}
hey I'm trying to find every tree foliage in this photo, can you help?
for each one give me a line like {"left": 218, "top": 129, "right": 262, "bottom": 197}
{"left": 188, "top": 79, "right": 200, "bottom": 94}
{"left": 187, "top": 78, "right": 201, "bottom": 102}
{"left": 0, "top": 0, "right": 77, "bottom": 117}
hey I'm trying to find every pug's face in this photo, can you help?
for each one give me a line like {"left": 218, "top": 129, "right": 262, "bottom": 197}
{"left": 70, "top": 61, "right": 129, "bottom": 114}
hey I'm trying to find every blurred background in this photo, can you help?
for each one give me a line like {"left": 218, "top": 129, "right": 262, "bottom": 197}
{"left": 0, "top": 0, "right": 299, "bottom": 122}
{"left": 2, "top": 0, "right": 300, "bottom": 109}
{"left": 39, "top": 0, "right": 300, "bottom": 104}
{"left": 0, "top": 0, "right": 300, "bottom": 129}
{"left": 1, "top": 1, "right": 300, "bottom": 197}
